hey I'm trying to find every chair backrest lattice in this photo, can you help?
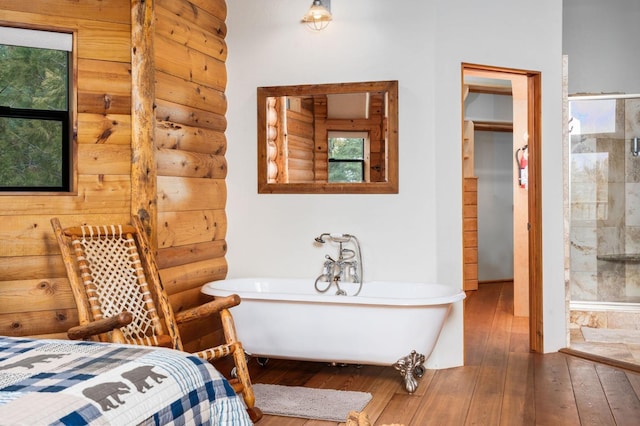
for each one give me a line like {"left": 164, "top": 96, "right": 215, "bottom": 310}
{"left": 70, "top": 224, "right": 165, "bottom": 347}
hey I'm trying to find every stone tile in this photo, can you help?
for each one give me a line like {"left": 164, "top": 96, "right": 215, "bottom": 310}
{"left": 625, "top": 265, "right": 640, "bottom": 298}
{"left": 572, "top": 182, "right": 597, "bottom": 204}
{"left": 607, "top": 311, "right": 640, "bottom": 330}
{"left": 597, "top": 269, "right": 626, "bottom": 301}
{"left": 570, "top": 272, "right": 598, "bottom": 300}
{"left": 600, "top": 182, "right": 625, "bottom": 225}
{"left": 571, "top": 152, "right": 607, "bottom": 184}
{"left": 571, "top": 134, "right": 596, "bottom": 155}
{"left": 597, "top": 225, "right": 625, "bottom": 255}
{"left": 624, "top": 98, "right": 640, "bottom": 136}
{"left": 570, "top": 226, "right": 597, "bottom": 271}
{"left": 626, "top": 155, "right": 640, "bottom": 182}
{"left": 571, "top": 202, "right": 597, "bottom": 223}
{"left": 570, "top": 310, "right": 607, "bottom": 328}
{"left": 582, "top": 326, "right": 640, "bottom": 343}
{"left": 626, "top": 183, "right": 640, "bottom": 226}
{"left": 597, "top": 137, "right": 625, "bottom": 183}
{"left": 624, "top": 226, "right": 640, "bottom": 253}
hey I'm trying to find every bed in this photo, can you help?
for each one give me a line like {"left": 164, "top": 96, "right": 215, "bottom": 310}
{"left": 0, "top": 336, "right": 253, "bottom": 425}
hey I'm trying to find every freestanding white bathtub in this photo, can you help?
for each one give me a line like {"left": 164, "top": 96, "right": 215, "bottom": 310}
{"left": 202, "top": 278, "right": 465, "bottom": 393}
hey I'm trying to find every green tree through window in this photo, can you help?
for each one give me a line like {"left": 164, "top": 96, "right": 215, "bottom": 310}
{"left": 328, "top": 137, "right": 365, "bottom": 182}
{"left": 0, "top": 34, "right": 70, "bottom": 191}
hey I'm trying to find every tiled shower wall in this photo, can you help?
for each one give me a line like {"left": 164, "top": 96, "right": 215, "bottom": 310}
{"left": 570, "top": 98, "right": 640, "bottom": 305}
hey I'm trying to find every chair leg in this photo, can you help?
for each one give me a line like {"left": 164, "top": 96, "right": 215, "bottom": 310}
{"left": 220, "top": 310, "right": 263, "bottom": 422}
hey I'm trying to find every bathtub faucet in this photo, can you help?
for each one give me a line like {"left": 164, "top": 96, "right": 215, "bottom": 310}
{"left": 313, "top": 233, "right": 363, "bottom": 296}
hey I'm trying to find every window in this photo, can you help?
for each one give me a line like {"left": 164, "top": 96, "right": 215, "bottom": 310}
{"left": 328, "top": 131, "right": 368, "bottom": 183}
{"left": 0, "top": 27, "right": 72, "bottom": 192}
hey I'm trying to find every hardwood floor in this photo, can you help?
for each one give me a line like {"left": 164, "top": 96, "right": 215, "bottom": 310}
{"left": 246, "top": 282, "right": 640, "bottom": 425}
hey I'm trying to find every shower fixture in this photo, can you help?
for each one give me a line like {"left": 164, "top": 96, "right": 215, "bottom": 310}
{"left": 313, "top": 233, "right": 363, "bottom": 296}
{"left": 632, "top": 137, "right": 640, "bottom": 157}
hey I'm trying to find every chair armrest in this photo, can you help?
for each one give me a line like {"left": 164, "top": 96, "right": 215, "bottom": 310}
{"left": 67, "top": 312, "right": 133, "bottom": 340}
{"left": 174, "top": 294, "right": 241, "bottom": 324}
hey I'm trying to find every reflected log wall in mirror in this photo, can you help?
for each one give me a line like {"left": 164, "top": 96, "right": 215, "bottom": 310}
{"left": 257, "top": 80, "right": 398, "bottom": 194}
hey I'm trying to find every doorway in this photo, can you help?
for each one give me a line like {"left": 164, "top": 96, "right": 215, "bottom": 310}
{"left": 462, "top": 63, "right": 543, "bottom": 353}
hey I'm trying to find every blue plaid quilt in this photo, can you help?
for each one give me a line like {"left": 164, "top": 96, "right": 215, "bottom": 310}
{"left": 0, "top": 336, "right": 252, "bottom": 425}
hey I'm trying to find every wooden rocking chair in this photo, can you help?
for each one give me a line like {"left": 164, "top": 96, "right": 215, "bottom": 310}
{"left": 50, "top": 216, "right": 262, "bottom": 422}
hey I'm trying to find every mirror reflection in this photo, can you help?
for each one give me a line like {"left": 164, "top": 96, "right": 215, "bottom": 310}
{"left": 257, "top": 80, "right": 398, "bottom": 194}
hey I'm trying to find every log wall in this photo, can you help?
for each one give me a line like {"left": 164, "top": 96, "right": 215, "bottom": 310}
{"left": 0, "top": 0, "right": 229, "bottom": 353}
{"left": 285, "top": 98, "right": 315, "bottom": 182}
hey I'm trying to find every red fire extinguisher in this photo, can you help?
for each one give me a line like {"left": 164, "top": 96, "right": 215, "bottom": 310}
{"left": 516, "top": 145, "right": 528, "bottom": 189}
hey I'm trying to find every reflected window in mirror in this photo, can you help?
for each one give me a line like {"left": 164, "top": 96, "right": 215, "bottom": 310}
{"left": 328, "top": 132, "right": 366, "bottom": 183}
{"left": 258, "top": 80, "right": 398, "bottom": 194}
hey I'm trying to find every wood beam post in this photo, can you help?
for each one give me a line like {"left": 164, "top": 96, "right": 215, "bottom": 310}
{"left": 131, "top": 0, "right": 157, "bottom": 249}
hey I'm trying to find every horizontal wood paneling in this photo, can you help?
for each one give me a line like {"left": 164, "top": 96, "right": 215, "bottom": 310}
{"left": 0, "top": 176, "right": 130, "bottom": 216}
{"left": 157, "top": 176, "right": 226, "bottom": 211}
{"left": 77, "top": 58, "right": 131, "bottom": 114}
{"left": 0, "top": 309, "right": 78, "bottom": 336}
{"left": 0, "top": 0, "right": 228, "bottom": 355}
{"left": 157, "top": 209, "right": 227, "bottom": 248}
{"left": 160, "top": 257, "right": 228, "bottom": 296}
{"left": 78, "top": 114, "right": 131, "bottom": 145}
{"left": 0, "top": 278, "right": 76, "bottom": 314}
{"left": 285, "top": 100, "right": 315, "bottom": 183}
{"left": 156, "top": 99, "right": 227, "bottom": 132}
{"left": 156, "top": 71, "right": 227, "bottom": 115}
{"left": 0, "top": 0, "right": 129, "bottom": 23}
{"left": 155, "top": 121, "right": 226, "bottom": 155}
{"left": 156, "top": 149, "right": 227, "bottom": 179}
{"left": 0, "top": 213, "right": 130, "bottom": 257}
{"left": 0, "top": 13, "right": 129, "bottom": 63}
{"left": 155, "top": 35, "right": 227, "bottom": 92}
{"left": 77, "top": 144, "right": 132, "bottom": 175}
{"left": 154, "top": 5, "right": 227, "bottom": 61}
{"left": 78, "top": 58, "right": 131, "bottom": 94}
{"left": 77, "top": 23, "right": 130, "bottom": 62}
{"left": 186, "top": 0, "right": 227, "bottom": 22}
{"left": 153, "top": 0, "right": 229, "bottom": 350}
{"left": 0, "top": 1, "right": 134, "bottom": 338}
{"left": 0, "top": 255, "right": 65, "bottom": 281}
{"left": 156, "top": 0, "right": 226, "bottom": 37}
{"left": 157, "top": 240, "right": 227, "bottom": 269}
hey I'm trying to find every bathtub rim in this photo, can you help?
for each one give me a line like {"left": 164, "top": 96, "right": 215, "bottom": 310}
{"left": 202, "top": 278, "right": 466, "bottom": 307}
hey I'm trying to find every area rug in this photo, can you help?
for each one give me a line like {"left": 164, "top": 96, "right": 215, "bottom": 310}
{"left": 252, "top": 383, "right": 372, "bottom": 421}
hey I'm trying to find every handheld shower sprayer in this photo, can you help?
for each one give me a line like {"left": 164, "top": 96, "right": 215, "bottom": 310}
{"left": 314, "top": 233, "right": 330, "bottom": 243}
{"left": 314, "top": 233, "right": 352, "bottom": 244}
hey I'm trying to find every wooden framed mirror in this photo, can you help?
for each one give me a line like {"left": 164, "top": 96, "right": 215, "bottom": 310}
{"left": 257, "top": 80, "right": 398, "bottom": 194}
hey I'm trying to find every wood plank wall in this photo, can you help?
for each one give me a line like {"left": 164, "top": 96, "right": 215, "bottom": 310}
{"left": 153, "top": 0, "right": 229, "bottom": 352}
{"left": 312, "top": 93, "right": 387, "bottom": 182}
{"left": 284, "top": 98, "right": 315, "bottom": 182}
{"left": 0, "top": 0, "right": 229, "bottom": 352}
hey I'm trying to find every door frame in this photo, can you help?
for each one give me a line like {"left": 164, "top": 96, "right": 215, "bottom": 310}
{"left": 462, "top": 63, "right": 543, "bottom": 353}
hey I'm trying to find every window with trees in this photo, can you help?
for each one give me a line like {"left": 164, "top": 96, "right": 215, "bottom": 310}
{"left": 0, "top": 27, "right": 73, "bottom": 192}
{"left": 327, "top": 131, "right": 368, "bottom": 183}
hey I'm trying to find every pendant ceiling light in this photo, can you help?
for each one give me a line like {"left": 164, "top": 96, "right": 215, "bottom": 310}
{"left": 302, "top": 0, "right": 332, "bottom": 31}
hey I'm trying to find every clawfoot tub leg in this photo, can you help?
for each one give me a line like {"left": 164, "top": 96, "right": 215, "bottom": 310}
{"left": 393, "top": 350, "right": 426, "bottom": 393}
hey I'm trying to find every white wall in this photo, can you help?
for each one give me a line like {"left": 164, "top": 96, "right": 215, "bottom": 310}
{"left": 225, "top": 0, "right": 566, "bottom": 367}
{"left": 564, "top": 0, "right": 640, "bottom": 94}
